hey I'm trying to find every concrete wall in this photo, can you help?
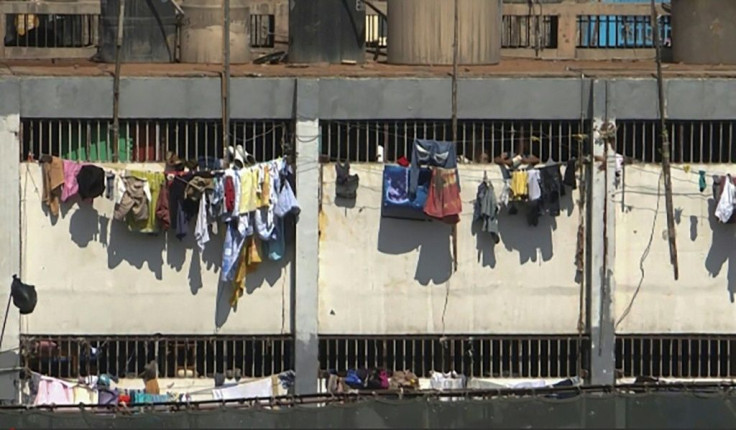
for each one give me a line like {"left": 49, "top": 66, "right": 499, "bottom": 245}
{"left": 3, "top": 77, "right": 736, "bottom": 121}
{"left": 319, "top": 164, "right": 582, "bottom": 334}
{"left": 614, "top": 164, "right": 736, "bottom": 334}
{"left": 19, "top": 163, "right": 292, "bottom": 335}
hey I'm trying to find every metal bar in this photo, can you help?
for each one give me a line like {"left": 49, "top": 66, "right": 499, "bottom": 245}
{"left": 111, "top": 0, "right": 125, "bottom": 163}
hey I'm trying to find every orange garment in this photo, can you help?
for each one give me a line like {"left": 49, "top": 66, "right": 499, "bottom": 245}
{"left": 257, "top": 165, "right": 271, "bottom": 208}
{"left": 42, "top": 156, "right": 65, "bottom": 216}
{"left": 230, "top": 236, "right": 263, "bottom": 306}
{"left": 144, "top": 379, "right": 160, "bottom": 395}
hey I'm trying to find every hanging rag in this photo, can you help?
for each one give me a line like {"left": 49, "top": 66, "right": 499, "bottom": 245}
{"left": 335, "top": 161, "right": 360, "bottom": 200}
{"left": 563, "top": 158, "right": 577, "bottom": 189}
{"left": 76, "top": 165, "right": 106, "bottom": 200}
{"left": 715, "top": 175, "right": 736, "bottom": 223}
{"left": 699, "top": 170, "right": 707, "bottom": 192}
{"left": 114, "top": 176, "right": 149, "bottom": 223}
{"left": 424, "top": 167, "right": 462, "bottom": 224}
{"left": 473, "top": 180, "right": 500, "bottom": 243}
{"left": 409, "top": 139, "right": 459, "bottom": 197}
{"left": 527, "top": 169, "right": 542, "bottom": 201}
{"left": 231, "top": 236, "right": 263, "bottom": 307}
{"left": 61, "top": 160, "right": 84, "bottom": 202}
{"left": 41, "top": 156, "right": 65, "bottom": 216}
{"left": 510, "top": 170, "right": 528, "bottom": 200}
{"left": 127, "top": 171, "right": 163, "bottom": 233}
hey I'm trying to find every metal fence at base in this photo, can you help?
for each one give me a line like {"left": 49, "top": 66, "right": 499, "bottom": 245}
{"left": 2, "top": 385, "right": 736, "bottom": 429}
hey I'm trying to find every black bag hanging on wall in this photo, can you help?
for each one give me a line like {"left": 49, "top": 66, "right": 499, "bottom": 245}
{"left": 335, "top": 161, "right": 359, "bottom": 200}
{"left": 11, "top": 275, "right": 37, "bottom": 315}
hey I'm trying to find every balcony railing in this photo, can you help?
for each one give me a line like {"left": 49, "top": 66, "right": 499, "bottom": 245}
{"left": 1, "top": 0, "right": 671, "bottom": 62}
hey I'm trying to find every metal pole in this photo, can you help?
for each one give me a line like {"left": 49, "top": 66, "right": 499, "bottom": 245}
{"left": 111, "top": 0, "right": 125, "bottom": 163}
{"left": 451, "top": 0, "right": 459, "bottom": 144}
{"left": 222, "top": 0, "right": 231, "bottom": 165}
{"left": 651, "top": 0, "right": 679, "bottom": 280}
{"left": 0, "top": 292, "right": 13, "bottom": 352}
{"left": 450, "top": 0, "right": 459, "bottom": 273}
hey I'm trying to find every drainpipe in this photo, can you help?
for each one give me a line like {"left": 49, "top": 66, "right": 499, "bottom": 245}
{"left": 222, "top": 0, "right": 231, "bottom": 165}
{"left": 111, "top": 0, "right": 126, "bottom": 163}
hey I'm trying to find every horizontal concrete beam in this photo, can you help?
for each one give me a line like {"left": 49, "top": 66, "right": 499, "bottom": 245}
{"left": 2, "top": 77, "right": 736, "bottom": 121}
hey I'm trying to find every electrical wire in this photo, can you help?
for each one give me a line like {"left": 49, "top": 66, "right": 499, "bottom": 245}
{"left": 615, "top": 170, "right": 663, "bottom": 330}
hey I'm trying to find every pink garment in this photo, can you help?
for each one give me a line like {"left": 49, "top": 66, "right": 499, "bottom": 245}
{"left": 61, "top": 160, "right": 84, "bottom": 202}
{"left": 34, "top": 377, "right": 74, "bottom": 406}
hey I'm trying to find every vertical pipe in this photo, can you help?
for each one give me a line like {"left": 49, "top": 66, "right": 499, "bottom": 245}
{"left": 222, "top": 0, "right": 231, "bottom": 165}
{"left": 450, "top": 0, "right": 459, "bottom": 273}
{"left": 111, "top": 0, "right": 125, "bottom": 163}
{"left": 651, "top": 0, "right": 679, "bottom": 280}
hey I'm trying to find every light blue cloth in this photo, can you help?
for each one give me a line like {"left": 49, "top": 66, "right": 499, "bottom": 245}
{"left": 221, "top": 218, "right": 247, "bottom": 282}
{"left": 264, "top": 217, "right": 285, "bottom": 261}
{"left": 274, "top": 181, "right": 299, "bottom": 218}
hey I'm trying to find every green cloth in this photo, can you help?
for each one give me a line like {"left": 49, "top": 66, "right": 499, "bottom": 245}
{"left": 126, "top": 171, "right": 164, "bottom": 234}
{"left": 699, "top": 170, "right": 707, "bottom": 192}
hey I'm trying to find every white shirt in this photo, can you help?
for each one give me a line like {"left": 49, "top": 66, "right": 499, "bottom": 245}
{"left": 716, "top": 176, "right": 736, "bottom": 223}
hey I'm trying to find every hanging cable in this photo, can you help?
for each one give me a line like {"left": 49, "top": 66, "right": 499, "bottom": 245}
{"left": 615, "top": 170, "right": 663, "bottom": 330}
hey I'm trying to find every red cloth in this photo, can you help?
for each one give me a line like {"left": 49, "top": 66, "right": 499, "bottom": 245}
{"left": 156, "top": 179, "right": 171, "bottom": 231}
{"left": 397, "top": 156, "right": 410, "bottom": 167}
{"left": 424, "top": 167, "right": 462, "bottom": 224}
{"left": 224, "top": 176, "right": 235, "bottom": 212}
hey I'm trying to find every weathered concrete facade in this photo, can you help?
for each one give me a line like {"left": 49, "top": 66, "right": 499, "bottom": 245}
{"left": 2, "top": 75, "right": 736, "bottom": 400}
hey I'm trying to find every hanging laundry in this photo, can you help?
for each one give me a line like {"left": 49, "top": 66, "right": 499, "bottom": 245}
{"left": 699, "top": 170, "right": 707, "bottom": 192}
{"left": 61, "top": 160, "right": 84, "bottom": 202}
{"left": 195, "top": 192, "right": 210, "bottom": 252}
{"left": 76, "top": 165, "right": 106, "bottom": 200}
{"left": 114, "top": 176, "right": 150, "bottom": 223}
{"left": 231, "top": 236, "right": 263, "bottom": 307}
{"left": 41, "top": 156, "right": 64, "bottom": 216}
{"left": 256, "top": 164, "right": 271, "bottom": 208}
{"left": 510, "top": 170, "right": 528, "bottom": 200}
{"left": 169, "top": 173, "right": 196, "bottom": 239}
{"left": 274, "top": 181, "right": 300, "bottom": 218}
{"left": 105, "top": 172, "right": 115, "bottom": 200}
{"left": 474, "top": 179, "right": 500, "bottom": 243}
{"left": 221, "top": 219, "right": 247, "bottom": 282}
{"left": 563, "top": 158, "right": 577, "bottom": 189}
{"left": 527, "top": 169, "right": 542, "bottom": 201}
{"left": 715, "top": 175, "right": 736, "bottom": 223}
{"left": 239, "top": 167, "right": 260, "bottom": 214}
{"left": 335, "top": 161, "right": 359, "bottom": 200}
{"left": 409, "top": 139, "right": 459, "bottom": 197}
{"left": 212, "top": 377, "right": 274, "bottom": 401}
{"left": 33, "top": 376, "right": 74, "bottom": 406}
{"left": 539, "top": 163, "right": 565, "bottom": 217}
{"left": 424, "top": 167, "right": 462, "bottom": 224}
{"left": 263, "top": 217, "right": 286, "bottom": 261}
{"left": 156, "top": 176, "right": 171, "bottom": 231}
{"left": 127, "top": 171, "right": 164, "bottom": 234}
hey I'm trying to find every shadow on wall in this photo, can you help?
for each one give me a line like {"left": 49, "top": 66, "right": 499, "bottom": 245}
{"left": 704, "top": 198, "right": 736, "bottom": 303}
{"left": 377, "top": 217, "right": 453, "bottom": 286}
{"left": 56, "top": 198, "right": 292, "bottom": 327}
{"left": 378, "top": 190, "right": 576, "bottom": 280}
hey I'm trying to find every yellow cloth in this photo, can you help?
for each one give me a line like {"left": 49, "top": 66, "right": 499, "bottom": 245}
{"left": 127, "top": 171, "right": 164, "bottom": 233}
{"left": 239, "top": 167, "right": 259, "bottom": 214}
{"left": 72, "top": 386, "right": 98, "bottom": 405}
{"left": 510, "top": 170, "right": 528, "bottom": 200}
{"left": 15, "top": 14, "right": 39, "bottom": 37}
{"left": 230, "top": 237, "right": 263, "bottom": 306}
{"left": 257, "top": 165, "right": 271, "bottom": 208}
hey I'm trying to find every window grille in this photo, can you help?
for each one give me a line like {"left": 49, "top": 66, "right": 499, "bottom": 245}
{"left": 21, "top": 335, "right": 292, "bottom": 379}
{"left": 20, "top": 119, "right": 290, "bottom": 163}
{"left": 577, "top": 14, "right": 671, "bottom": 49}
{"left": 617, "top": 120, "right": 736, "bottom": 164}
{"left": 250, "top": 14, "right": 275, "bottom": 48}
{"left": 320, "top": 120, "right": 586, "bottom": 164}
{"left": 502, "top": 14, "right": 558, "bottom": 49}
{"left": 319, "top": 335, "right": 586, "bottom": 378}
{"left": 4, "top": 14, "right": 98, "bottom": 49}
{"left": 616, "top": 335, "right": 736, "bottom": 379}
